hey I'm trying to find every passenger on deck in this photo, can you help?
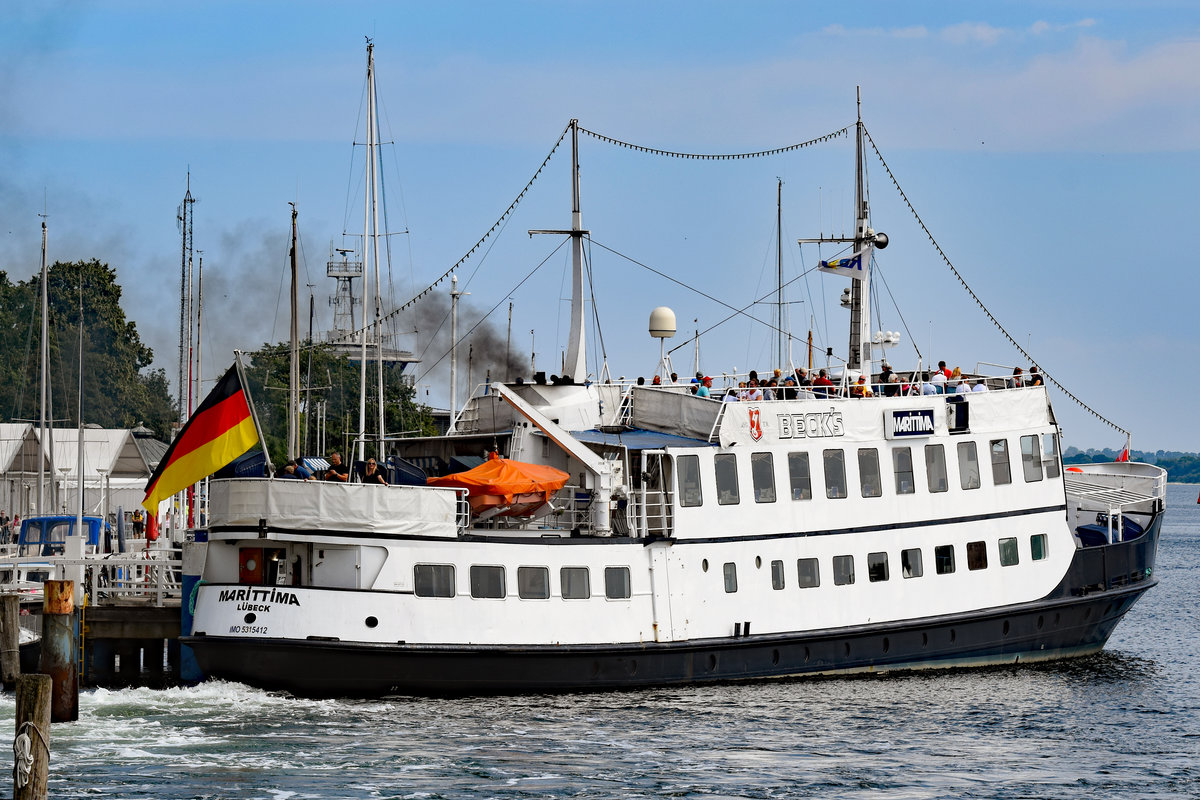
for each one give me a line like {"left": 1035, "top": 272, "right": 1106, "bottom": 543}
{"left": 763, "top": 380, "right": 777, "bottom": 401}
{"left": 1027, "top": 366, "right": 1044, "bottom": 387}
{"left": 930, "top": 370, "right": 947, "bottom": 394}
{"left": 670, "top": 372, "right": 679, "bottom": 383}
{"left": 851, "top": 375, "right": 873, "bottom": 398}
{"left": 323, "top": 452, "right": 351, "bottom": 482}
{"left": 955, "top": 376, "right": 971, "bottom": 395}
{"left": 744, "top": 380, "right": 763, "bottom": 402}
{"left": 971, "top": 379, "right": 989, "bottom": 392}
{"left": 938, "top": 360, "right": 952, "bottom": 379}
{"left": 879, "top": 362, "right": 895, "bottom": 385}
{"left": 795, "top": 367, "right": 811, "bottom": 388}
{"left": 362, "top": 459, "right": 388, "bottom": 486}
{"left": 812, "top": 369, "right": 833, "bottom": 397}
{"left": 723, "top": 387, "right": 739, "bottom": 402}
{"left": 652, "top": 375, "right": 662, "bottom": 385}
{"left": 1008, "top": 367, "right": 1024, "bottom": 388}
{"left": 276, "top": 462, "right": 300, "bottom": 479}
{"left": 697, "top": 376, "right": 712, "bottom": 398}
{"left": 921, "top": 372, "right": 939, "bottom": 395}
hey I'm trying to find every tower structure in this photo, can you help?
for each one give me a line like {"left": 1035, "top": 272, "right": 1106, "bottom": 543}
{"left": 177, "top": 174, "right": 195, "bottom": 423}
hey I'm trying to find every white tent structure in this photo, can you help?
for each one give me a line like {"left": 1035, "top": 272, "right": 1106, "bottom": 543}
{"left": 0, "top": 424, "right": 169, "bottom": 519}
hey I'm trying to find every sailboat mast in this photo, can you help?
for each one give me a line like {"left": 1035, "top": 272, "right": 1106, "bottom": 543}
{"left": 357, "top": 40, "right": 374, "bottom": 466}
{"left": 75, "top": 267, "right": 85, "bottom": 540}
{"left": 39, "top": 218, "right": 56, "bottom": 513}
{"left": 288, "top": 204, "right": 300, "bottom": 461}
{"left": 369, "top": 60, "right": 385, "bottom": 454}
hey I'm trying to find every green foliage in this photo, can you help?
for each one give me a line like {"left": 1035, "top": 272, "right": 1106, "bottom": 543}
{"left": 0, "top": 260, "right": 176, "bottom": 437}
{"left": 1063, "top": 448, "right": 1200, "bottom": 483}
{"left": 242, "top": 342, "right": 436, "bottom": 466}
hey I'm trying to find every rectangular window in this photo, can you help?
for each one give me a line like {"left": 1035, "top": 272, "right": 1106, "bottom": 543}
{"left": 957, "top": 441, "right": 981, "bottom": 490}
{"left": 517, "top": 566, "right": 550, "bottom": 599}
{"left": 723, "top": 562, "right": 738, "bottom": 593}
{"left": 1021, "top": 435, "right": 1043, "bottom": 482}
{"left": 414, "top": 564, "right": 456, "bottom": 597}
{"left": 470, "top": 565, "right": 506, "bottom": 599}
{"left": 925, "top": 444, "right": 948, "bottom": 493}
{"left": 604, "top": 566, "right": 631, "bottom": 599}
{"left": 893, "top": 447, "right": 915, "bottom": 495}
{"left": 901, "top": 548, "right": 923, "bottom": 578}
{"left": 967, "top": 541, "right": 988, "bottom": 571}
{"left": 858, "top": 448, "right": 882, "bottom": 498}
{"left": 678, "top": 454, "right": 703, "bottom": 507}
{"left": 751, "top": 452, "right": 776, "bottom": 503}
{"left": 1042, "top": 433, "right": 1061, "bottom": 479}
{"left": 999, "top": 537, "right": 1019, "bottom": 567}
{"left": 715, "top": 453, "right": 740, "bottom": 505}
{"left": 788, "top": 452, "right": 812, "bottom": 500}
{"left": 824, "top": 449, "right": 847, "bottom": 499}
{"left": 935, "top": 545, "right": 956, "bottom": 575}
{"left": 771, "top": 559, "right": 785, "bottom": 590}
{"left": 1031, "top": 534, "right": 1049, "bottom": 561}
{"left": 867, "top": 552, "right": 889, "bottom": 582}
{"left": 560, "top": 566, "right": 591, "bottom": 599}
{"left": 797, "top": 557, "right": 820, "bottom": 588}
{"left": 990, "top": 439, "right": 1012, "bottom": 485}
{"left": 833, "top": 555, "right": 855, "bottom": 585}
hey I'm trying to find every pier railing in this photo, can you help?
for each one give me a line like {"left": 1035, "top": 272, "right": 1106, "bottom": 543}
{"left": 0, "top": 550, "right": 183, "bottom": 608}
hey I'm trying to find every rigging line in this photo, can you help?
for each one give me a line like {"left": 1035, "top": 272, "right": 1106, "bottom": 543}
{"left": 412, "top": 238, "right": 569, "bottom": 386}
{"left": 862, "top": 125, "right": 1129, "bottom": 437}
{"left": 588, "top": 238, "right": 778, "bottom": 340}
{"left": 328, "top": 122, "right": 572, "bottom": 347}
{"left": 872, "top": 260, "right": 922, "bottom": 363}
{"left": 667, "top": 266, "right": 819, "bottom": 358}
{"left": 583, "top": 239, "right": 608, "bottom": 369}
{"left": 577, "top": 125, "right": 852, "bottom": 160}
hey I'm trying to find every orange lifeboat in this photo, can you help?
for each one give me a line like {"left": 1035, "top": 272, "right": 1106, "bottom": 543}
{"left": 427, "top": 452, "right": 570, "bottom": 518}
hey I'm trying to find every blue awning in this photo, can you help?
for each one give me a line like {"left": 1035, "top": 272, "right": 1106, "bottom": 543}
{"left": 569, "top": 428, "right": 714, "bottom": 450}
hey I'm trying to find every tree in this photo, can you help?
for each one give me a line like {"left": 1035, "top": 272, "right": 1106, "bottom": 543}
{"left": 241, "top": 342, "right": 436, "bottom": 466}
{"left": 0, "top": 260, "right": 176, "bottom": 437}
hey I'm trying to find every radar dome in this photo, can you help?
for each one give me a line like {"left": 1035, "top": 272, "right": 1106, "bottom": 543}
{"left": 649, "top": 307, "right": 676, "bottom": 339}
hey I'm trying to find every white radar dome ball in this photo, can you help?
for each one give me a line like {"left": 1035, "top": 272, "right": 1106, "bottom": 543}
{"left": 649, "top": 307, "right": 677, "bottom": 339}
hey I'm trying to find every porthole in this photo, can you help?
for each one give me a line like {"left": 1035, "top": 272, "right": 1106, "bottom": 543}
{"left": 245, "top": 559, "right": 257, "bottom": 571}
{"left": 755, "top": 556, "right": 762, "bottom": 569}
{"left": 243, "top": 612, "right": 256, "bottom": 624}
{"left": 365, "top": 616, "right": 379, "bottom": 629}
{"left": 702, "top": 559, "right": 709, "bottom": 572}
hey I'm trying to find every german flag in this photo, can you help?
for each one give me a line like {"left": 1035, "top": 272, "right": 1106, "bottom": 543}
{"left": 142, "top": 365, "right": 259, "bottom": 512}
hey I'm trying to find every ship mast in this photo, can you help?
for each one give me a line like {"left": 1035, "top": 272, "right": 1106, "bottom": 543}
{"left": 796, "top": 88, "right": 886, "bottom": 379}
{"left": 38, "top": 218, "right": 56, "bottom": 513}
{"left": 357, "top": 40, "right": 387, "bottom": 464}
{"left": 530, "top": 118, "right": 589, "bottom": 382}
{"left": 288, "top": 203, "right": 300, "bottom": 461}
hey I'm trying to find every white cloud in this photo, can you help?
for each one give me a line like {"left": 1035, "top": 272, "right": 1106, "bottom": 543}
{"left": 939, "top": 22, "right": 1009, "bottom": 46}
{"left": 1031, "top": 19, "right": 1097, "bottom": 35}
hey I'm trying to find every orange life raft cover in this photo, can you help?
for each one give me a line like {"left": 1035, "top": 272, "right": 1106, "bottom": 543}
{"left": 426, "top": 453, "right": 570, "bottom": 514}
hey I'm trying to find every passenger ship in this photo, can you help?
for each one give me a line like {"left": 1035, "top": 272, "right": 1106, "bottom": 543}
{"left": 184, "top": 98, "right": 1166, "bottom": 697}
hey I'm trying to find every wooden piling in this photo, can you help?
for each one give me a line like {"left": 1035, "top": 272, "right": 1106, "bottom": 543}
{"left": 0, "top": 594, "right": 21, "bottom": 687}
{"left": 14, "top": 673, "right": 51, "bottom": 800}
{"left": 39, "top": 580, "right": 78, "bottom": 723}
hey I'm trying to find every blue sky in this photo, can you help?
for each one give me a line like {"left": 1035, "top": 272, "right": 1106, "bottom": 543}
{"left": 2, "top": 1, "right": 1197, "bottom": 451}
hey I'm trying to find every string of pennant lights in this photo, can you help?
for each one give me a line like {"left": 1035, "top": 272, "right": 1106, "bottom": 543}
{"left": 862, "top": 125, "right": 1129, "bottom": 438}
{"left": 578, "top": 125, "right": 852, "bottom": 160}
{"left": 328, "top": 122, "right": 573, "bottom": 346}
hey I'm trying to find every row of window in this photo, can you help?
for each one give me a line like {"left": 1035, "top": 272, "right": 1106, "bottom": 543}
{"left": 414, "top": 563, "right": 632, "bottom": 600}
{"left": 679, "top": 434, "right": 1061, "bottom": 507}
{"left": 711, "top": 533, "right": 1050, "bottom": 592}
{"left": 412, "top": 532, "right": 1050, "bottom": 600}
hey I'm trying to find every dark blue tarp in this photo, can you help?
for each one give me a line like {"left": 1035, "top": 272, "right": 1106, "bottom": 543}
{"left": 570, "top": 428, "right": 714, "bottom": 449}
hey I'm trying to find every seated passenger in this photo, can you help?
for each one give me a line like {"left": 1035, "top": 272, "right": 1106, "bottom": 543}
{"left": 850, "top": 375, "right": 873, "bottom": 398}
{"left": 1008, "top": 366, "right": 1024, "bottom": 388}
{"left": 971, "top": 378, "right": 989, "bottom": 392}
{"left": 362, "top": 458, "right": 388, "bottom": 486}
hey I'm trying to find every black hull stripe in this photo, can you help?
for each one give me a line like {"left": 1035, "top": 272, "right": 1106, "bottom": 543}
{"left": 208, "top": 503, "right": 1067, "bottom": 547}
{"left": 184, "top": 582, "right": 1150, "bottom": 697}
